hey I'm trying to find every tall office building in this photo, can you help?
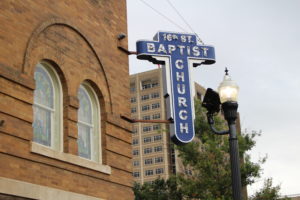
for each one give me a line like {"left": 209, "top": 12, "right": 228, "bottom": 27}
{"left": 130, "top": 68, "right": 205, "bottom": 184}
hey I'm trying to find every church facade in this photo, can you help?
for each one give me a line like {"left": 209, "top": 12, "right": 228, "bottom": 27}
{"left": 0, "top": 1, "right": 133, "bottom": 199}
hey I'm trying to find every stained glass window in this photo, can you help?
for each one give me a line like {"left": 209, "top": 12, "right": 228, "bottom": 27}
{"left": 32, "top": 63, "right": 61, "bottom": 150}
{"left": 77, "top": 84, "right": 100, "bottom": 162}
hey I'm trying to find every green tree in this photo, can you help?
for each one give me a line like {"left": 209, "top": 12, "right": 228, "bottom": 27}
{"left": 133, "top": 99, "right": 285, "bottom": 200}
{"left": 175, "top": 99, "right": 263, "bottom": 199}
{"left": 133, "top": 177, "right": 183, "bottom": 200}
{"left": 249, "top": 178, "right": 290, "bottom": 200}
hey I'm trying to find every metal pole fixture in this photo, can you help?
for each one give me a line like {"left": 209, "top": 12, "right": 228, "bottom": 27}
{"left": 223, "top": 101, "right": 242, "bottom": 200}
{"left": 202, "top": 68, "right": 242, "bottom": 200}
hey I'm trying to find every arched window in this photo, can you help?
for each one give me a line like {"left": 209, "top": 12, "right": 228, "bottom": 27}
{"left": 77, "top": 83, "right": 101, "bottom": 162}
{"left": 32, "top": 62, "right": 62, "bottom": 151}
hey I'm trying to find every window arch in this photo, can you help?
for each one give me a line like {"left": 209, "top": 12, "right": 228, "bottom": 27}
{"left": 32, "top": 62, "right": 62, "bottom": 151}
{"left": 77, "top": 82, "right": 101, "bottom": 162}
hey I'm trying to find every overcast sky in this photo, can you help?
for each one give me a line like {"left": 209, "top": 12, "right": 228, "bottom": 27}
{"left": 126, "top": 0, "right": 300, "bottom": 196}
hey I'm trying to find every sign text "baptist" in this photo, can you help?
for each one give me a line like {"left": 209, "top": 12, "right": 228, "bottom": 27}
{"left": 136, "top": 31, "right": 215, "bottom": 145}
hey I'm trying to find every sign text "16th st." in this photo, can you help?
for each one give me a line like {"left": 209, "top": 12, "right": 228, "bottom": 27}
{"left": 146, "top": 33, "right": 210, "bottom": 57}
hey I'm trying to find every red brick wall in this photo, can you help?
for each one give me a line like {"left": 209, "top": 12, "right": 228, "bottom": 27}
{"left": 0, "top": 0, "right": 133, "bottom": 199}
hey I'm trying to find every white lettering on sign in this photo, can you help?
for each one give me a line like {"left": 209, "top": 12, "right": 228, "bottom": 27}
{"left": 176, "top": 72, "right": 185, "bottom": 82}
{"left": 187, "top": 35, "right": 193, "bottom": 43}
{"left": 181, "top": 35, "right": 186, "bottom": 43}
{"left": 168, "top": 45, "right": 176, "bottom": 54}
{"left": 178, "top": 97, "right": 187, "bottom": 107}
{"left": 177, "top": 45, "right": 185, "bottom": 55}
{"left": 172, "top": 34, "right": 178, "bottom": 40}
{"left": 147, "top": 43, "right": 155, "bottom": 52}
{"left": 202, "top": 47, "right": 209, "bottom": 57}
{"left": 175, "top": 56, "right": 189, "bottom": 135}
{"left": 145, "top": 42, "right": 208, "bottom": 57}
{"left": 177, "top": 84, "right": 186, "bottom": 94}
{"left": 175, "top": 59, "right": 183, "bottom": 69}
{"left": 162, "top": 34, "right": 194, "bottom": 43}
{"left": 192, "top": 46, "right": 200, "bottom": 56}
{"left": 187, "top": 46, "right": 191, "bottom": 55}
{"left": 158, "top": 44, "right": 167, "bottom": 53}
{"left": 179, "top": 110, "right": 188, "bottom": 120}
{"left": 180, "top": 123, "right": 189, "bottom": 133}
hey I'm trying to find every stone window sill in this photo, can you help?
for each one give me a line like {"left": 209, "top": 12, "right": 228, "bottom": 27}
{"left": 0, "top": 177, "right": 104, "bottom": 200}
{"left": 31, "top": 142, "right": 111, "bottom": 174}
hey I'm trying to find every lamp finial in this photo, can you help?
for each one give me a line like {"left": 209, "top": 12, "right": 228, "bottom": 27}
{"left": 225, "top": 67, "right": 229, "bottom": 75}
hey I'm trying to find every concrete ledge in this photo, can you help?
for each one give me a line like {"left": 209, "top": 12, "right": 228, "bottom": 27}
{"left": 0, "top": 177, "right": 104, "bottom": 200}
{"left": 31, "top": 142, "right": 111, "bottom": 174}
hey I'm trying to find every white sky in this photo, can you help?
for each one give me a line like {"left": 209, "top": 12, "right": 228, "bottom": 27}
{"left": 126, "top": 0, "right": 300, "bottom": 196}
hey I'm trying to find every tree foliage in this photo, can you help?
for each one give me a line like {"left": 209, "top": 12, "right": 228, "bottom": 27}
{"left": 133, "top": 99, "right": 284, "bottom": 200}
{"left": 175, "top": 99, "right": 264, "bottom": 199}
{"left": 249, "top": 178, "right": 290, "bottom": 200}
{"left": 133, "top": 177, "right": 183, "bottom": 200}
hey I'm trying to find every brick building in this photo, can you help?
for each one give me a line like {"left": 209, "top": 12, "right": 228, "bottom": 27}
{"left": 0, "top": 1, "right": 133, "bottom": 199}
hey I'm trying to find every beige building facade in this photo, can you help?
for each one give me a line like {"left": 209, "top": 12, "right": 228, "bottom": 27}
{"left": 130, "top": 68, "right": 171, "bottom": 184}
{"left": 130, "top": 68, "right": 205, "bottom": 184}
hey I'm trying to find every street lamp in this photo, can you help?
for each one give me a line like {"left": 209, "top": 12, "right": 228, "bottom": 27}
{"left": 202, "top": 68, "right": 242, "bottom": 200}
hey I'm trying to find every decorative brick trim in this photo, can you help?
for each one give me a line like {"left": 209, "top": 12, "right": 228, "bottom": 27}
{"left": 22, "top": 17, "right": 112, "bottom": 113}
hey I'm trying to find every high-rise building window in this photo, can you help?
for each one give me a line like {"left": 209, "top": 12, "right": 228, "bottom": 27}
{"left": 141, "top": 105, "right": 150, "bottom": 111}
{"left": 133, "top": 160, "right": 139, "bottom": 167}
{"left": 131, "top": 97, "right": 136, "bottom": 103}
{"left": 33, "top": 62, "right": 62, "bottom": 151}
{"left": 156, "top": 168, "right": 164, "bottom": 174}
{"left": 154, "top": 146, "right": 162, "bottom": 152}
{"left": 131, "top": 107, "right": 137, "bottom": 113}
{"left": 132, "top": 127, "right": 138, "bottom": 134}
{"left": 144, "top": 158, "right": 153, "bottom": 165}
{"left": 132, "top": 138, "right": 139, "bottom": 145}
{"left": 143, "top": 137, "right": 152, "bottom": 143}
{"left": 171, "top": 148, "right": 175, "bottom": 154}
{"left": 144, "top": 147, "right": 152, "bottom": 154}
{"left": 143, "top": 126, "right": 152, "bottom": 132}
{"left": 141, "top": 83, "right": 151, "bottom": 90}
{"left": 141, "top": 79, "right": 159, "bottom": 90}
{"left": 141, "top": 94, "right": 150, "bottom": 101}
{"left": 142, "top": 115, "right": 150, "bottom": 120}
{"left": 172, "top": 166, "right": 176, "bottom": 174}
{"left": 153, "top": 124, "right": 161, "bottom": 130}
{"left": 151, "top": 92, "right": 160, "bottom": 99}
{"left": 130, "top": 83, "right": 136, "bottom": 93}
{"left": 154, "top": 135, "right": 162, "bottom": 141}
{"left": 133, "top": 149, "right": 139, "bottom": 156}
{"left": 171, "top": 154, "right": 175, "bottom": 164}
{"left": 155, "top": 157, "right": 163, "bottom": 163}
{"left": 151, "top": 82, "right": 159, "bottom": 88}
{"left": 133, "top": 171, "right": 140, "bottom": 177}
{"left": 77, "top": 83, "right": 101, "bottom": 162}
{"left": 145, "top": 170, "right": 153, "bottom": 176}
{"left": 151, "top": 103, "right": 160, "bottom": 109}
{"left": 152, "top": 113, "right": 161, "bottom": 119}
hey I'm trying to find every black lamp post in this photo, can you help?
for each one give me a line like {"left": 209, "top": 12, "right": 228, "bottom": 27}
{"left": 202, "top": 68, "right": 242, "bottom": 200}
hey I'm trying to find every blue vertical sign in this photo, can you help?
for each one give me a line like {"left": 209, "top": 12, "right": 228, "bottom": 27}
{"left": 136, "top": 31, "right": 216, "bottom": 145}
